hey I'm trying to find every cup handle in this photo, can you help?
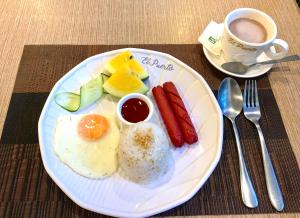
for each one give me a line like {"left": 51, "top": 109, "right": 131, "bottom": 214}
{"left": 264, "top": 39, "right": 289, "bottom": 60}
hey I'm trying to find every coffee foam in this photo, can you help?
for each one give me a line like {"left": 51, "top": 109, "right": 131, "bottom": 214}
{"left": 229, "top": 18, "right": 267, "bottom": 43}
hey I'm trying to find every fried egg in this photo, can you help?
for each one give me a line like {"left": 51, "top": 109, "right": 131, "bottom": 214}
{"left": 54, "top": 114, "right": 120, "bottom": 179}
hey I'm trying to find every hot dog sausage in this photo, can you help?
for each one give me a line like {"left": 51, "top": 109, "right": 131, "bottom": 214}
{"left": 152, "top": 86, "right": 184, "bottom": 147}
{"left": 163, "top": 82, "right": 198, "bottom": 144}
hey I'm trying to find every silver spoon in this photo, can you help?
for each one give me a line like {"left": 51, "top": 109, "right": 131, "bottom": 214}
{"left": 218, "top": 77, "right": 258, "bottom": 208}
{"left": 221, "top": 55, "right": 300, "bottom": 74}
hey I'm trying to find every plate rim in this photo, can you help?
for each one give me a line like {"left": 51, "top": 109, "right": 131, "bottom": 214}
{"left": 38, "top": 48, "right": 224, "bottom": 217}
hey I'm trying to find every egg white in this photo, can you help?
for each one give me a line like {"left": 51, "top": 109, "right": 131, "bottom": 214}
{"left": 54, "top": 114, "right": 120, "bottom": 179}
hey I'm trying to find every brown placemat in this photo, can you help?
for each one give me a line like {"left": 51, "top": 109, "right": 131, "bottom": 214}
{"left": 1, "top": 44, "right": 300, "bottom": 217}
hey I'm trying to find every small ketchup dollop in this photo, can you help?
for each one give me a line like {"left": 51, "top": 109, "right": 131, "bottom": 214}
{"left": 121, "top": 98, "right": 149, "bottom": 123}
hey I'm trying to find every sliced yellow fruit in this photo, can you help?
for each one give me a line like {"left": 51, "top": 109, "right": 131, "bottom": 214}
{"left": 103, "top": 65, "right": 148, "bottom": 98}
{"left": 105, "top": 51, "right": 132, "bottom": 73}
{"left": 105, "top": 51, "right": 149, "bottom": 80}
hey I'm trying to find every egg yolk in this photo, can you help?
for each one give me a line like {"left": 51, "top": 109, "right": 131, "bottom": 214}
{"left": 78, "top": 114, "right": 109, "bottom": 141}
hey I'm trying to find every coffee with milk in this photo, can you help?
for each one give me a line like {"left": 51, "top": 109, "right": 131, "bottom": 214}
{"left": 229, "top": 18, "right": 267, "bottom": 43}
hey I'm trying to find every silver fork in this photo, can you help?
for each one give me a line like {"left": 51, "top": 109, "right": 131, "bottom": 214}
{"left": 243, "top": 80, "right": 284, "bottom": 211}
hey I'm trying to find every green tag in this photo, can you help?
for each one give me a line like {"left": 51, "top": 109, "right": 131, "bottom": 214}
{"left": 208, "top": 36, "right": 217, "bottom": 44}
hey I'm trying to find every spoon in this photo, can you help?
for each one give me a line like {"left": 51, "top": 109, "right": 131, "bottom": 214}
{"left": 218, "top": 77, "right": 258, "bottom": 208}
{"left": 221, "top": 54, "right": 300, "bottom": 74}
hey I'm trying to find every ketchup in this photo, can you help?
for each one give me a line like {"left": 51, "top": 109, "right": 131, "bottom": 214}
{"left": 121, "top": 98, "right": 149, "bottom": 123}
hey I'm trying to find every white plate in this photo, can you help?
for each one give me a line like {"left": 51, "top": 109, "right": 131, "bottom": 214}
{"left": 203, "top": 47, "right": 273, "bottom": 78}
{"left": 38, "top": 48, "right": 223, "bottom": 217}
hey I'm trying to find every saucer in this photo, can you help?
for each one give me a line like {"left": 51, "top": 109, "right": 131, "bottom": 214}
{"left": 203, "top": 47, "right": 273, "bottom": 78}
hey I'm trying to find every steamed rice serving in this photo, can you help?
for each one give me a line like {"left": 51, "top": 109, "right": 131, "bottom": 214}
{"left": 119, "top": 122, "right": 171, "bottom": 183}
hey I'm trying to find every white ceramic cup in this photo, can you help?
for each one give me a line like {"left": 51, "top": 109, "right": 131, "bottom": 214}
{"left": 221, "top": 8, "right": 288, "bottom": 64}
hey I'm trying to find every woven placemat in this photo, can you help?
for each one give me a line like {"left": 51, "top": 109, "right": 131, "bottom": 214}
{"left": 0, "top": 44, "right": 299, "bottom": 217}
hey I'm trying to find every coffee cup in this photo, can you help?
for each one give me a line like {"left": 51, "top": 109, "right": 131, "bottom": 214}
{"left": 221, "top": 8, "right": 288, "bottom": 64}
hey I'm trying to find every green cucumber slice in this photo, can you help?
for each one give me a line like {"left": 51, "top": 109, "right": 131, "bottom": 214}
{"left": 102, "top": 71, "right": 111, "bottom": 77}
{"left": 55, "top": 92, "right": 80, "bottom": 112}
{"left": 101, "top": 73, "right": 110, "bottom": 83}
{"left": 80, "top": 75, "right": 103, "bottom": 108}
{"left": 101, "top": 73, "right": 110, "bottom": 94}
{"left": 55, "top": 75, "right": 103, "bottom": 112}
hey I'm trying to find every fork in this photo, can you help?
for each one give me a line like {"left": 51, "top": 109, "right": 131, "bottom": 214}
{"left": 243, "top": 80, "right": 284, "bottom": 211}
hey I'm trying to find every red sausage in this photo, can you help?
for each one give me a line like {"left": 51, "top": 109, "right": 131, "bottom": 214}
{"left": 152, "top": 86, "right": 184, "bottom": 147}
{"left": 163, "top": 82, "right": 198, "bottom": 144}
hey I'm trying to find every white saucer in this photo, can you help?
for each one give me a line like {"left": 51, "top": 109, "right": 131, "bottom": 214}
{"left": 203, "top": 47, "right": 273, "bottom": 78}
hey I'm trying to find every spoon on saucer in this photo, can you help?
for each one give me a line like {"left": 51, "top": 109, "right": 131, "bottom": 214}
{"left": 218, "top": 77, "right": 258, "bottom": 208}
{"left": 221, "top": 55, "right": 300, "bottom": 74}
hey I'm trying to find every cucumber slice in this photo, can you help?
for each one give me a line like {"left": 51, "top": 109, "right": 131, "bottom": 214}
{"left": 101, "top": 73, "right": 110, "bottom": 94}
{"left": 102, "top": 71, "right": 111, "bottom": 77}
{"left": 101, "top": 73, "right": 110, "bottom": 83}
{"left": 80, "top": 75, "right": 103, "bottom": 108}
{"left": 55, "top": 75, "right": 103, "bottom": 112}
{"left": 55, "top": 92, "right": 80, "bottom": 112}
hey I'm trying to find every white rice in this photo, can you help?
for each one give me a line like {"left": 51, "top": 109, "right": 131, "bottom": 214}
{"left": 119, "top": 122, "right": 171, "bottom": 184}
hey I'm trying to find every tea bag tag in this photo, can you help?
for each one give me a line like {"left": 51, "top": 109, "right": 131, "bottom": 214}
{"left": 198, "top": 21, "right": 223, "bottom": 56}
